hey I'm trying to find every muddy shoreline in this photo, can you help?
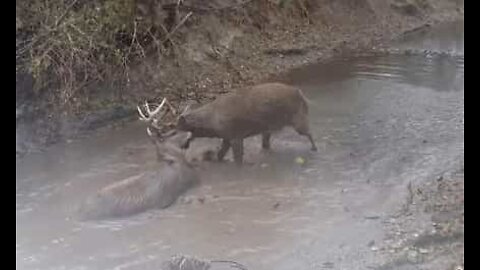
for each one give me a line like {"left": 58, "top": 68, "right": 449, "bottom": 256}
{"left": 16, "top": 0, "right": 464, "bottom": 158}
{"left": 375, "top": 166, "right": 464, "bottom": 270}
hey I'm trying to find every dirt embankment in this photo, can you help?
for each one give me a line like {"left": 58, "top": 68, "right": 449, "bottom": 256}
{"left": 16, "top": 0, "right": 464, "bottom": 157}
{"left": 375, "top": 166, "right": 464, "bottom": 270}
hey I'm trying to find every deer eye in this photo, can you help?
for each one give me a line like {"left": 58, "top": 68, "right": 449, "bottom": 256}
{"left": 161, "top": 155, "right": 176, "bottom": 165}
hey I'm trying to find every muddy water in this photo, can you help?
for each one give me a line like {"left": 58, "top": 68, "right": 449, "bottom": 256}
{"left": 16, "top": 21, "right": 464, "bottom": 270}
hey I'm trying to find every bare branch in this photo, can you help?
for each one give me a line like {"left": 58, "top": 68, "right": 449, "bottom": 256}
{"left": 161, "top": 12, "right": 193, "bottom": 44}
{"left": 16, "top": 0, "right": 79, "bottom": 58}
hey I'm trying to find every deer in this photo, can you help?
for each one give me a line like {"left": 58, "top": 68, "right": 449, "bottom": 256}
{"left": 137, "top": 82, "right": 317, "bottom": 165}
{"left": 77, "top": 126, "right": 198, "bottom": 220}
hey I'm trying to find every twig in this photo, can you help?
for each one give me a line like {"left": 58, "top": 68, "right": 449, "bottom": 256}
{"left": 216, "top": 0, "right": 254, "bottom": 11}
{"left": 401, "top": 181, "right": 415, "bottom": 214}
{"left": 17, "top": 0, "right": 79, "bottom": 57}
{"left": 166, "top": 0, "right": 254, "bottom": 13}
{"left": 296, "top": 0, "right": 312, "bottom": 24}
{"left": 147, "top": 28, "right": 166, "bottom": 57}
{"left": 156, "top": 21, "right": 177, "bottom": 50}
{"left": 62, "top": 79, "right": 91, "bottom": 106}
{"left": 53, "top": 0, "right": 79, "bottom": 29}
{"left": 161, "top": 12, "right": 193, "bottom": 44}
{"left": 224, "top": 56, "right": 244, "bottom": 81}
{"left": 126, "top": 20, "right": 138, "bottom": 59}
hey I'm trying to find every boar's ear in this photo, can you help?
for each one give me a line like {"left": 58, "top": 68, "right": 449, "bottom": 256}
{"left": 180, "top": 104, "right": 191, "bottom": 116}
{"left": 178, "top": 115, "right": 187, "bottom": 126}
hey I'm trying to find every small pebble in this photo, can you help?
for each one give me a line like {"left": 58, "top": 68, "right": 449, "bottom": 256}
{"left": 419, "top": 248, "right": 429, "bottom": 254}
{"left": 295, "top": 157, "right": 306, "bottom": 165}
{"left": 272, "top": 202, "right": 280, "bottom": 209}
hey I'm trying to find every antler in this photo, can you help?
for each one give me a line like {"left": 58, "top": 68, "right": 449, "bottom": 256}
{"left": 137, "top": 97, "right": 179, "bottom": 137}
{"left": 137, "top": 98, "right": 167, "bottom": 122}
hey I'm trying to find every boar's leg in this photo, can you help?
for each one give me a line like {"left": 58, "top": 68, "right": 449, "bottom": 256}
{"left": 217, "top": 139, "right": 231, "bottom": 161}
{"left": 231, "top": 139, "right": 244, "bottom": 165}
{"left": 304, "top": 132, "right": 317, "bottom": 151}
{"left": 262, "top": 132, "right": 271, "bottom": 150}
{"left": 296, "top": 129, "right": 317, "bottom": 151}
{"left": 292, "top": 118, "right": 318, "bottom": 151}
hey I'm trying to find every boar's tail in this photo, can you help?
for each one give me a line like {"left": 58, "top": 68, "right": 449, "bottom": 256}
{"left": 297, "top": 88, "right": 315, "bottom": 109}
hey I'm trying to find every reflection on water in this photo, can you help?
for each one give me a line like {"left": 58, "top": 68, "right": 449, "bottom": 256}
{"left": 285, "top": 50, "right": 463, "bottom": 93}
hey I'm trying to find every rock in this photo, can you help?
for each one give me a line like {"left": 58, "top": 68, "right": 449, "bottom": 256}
{"left": 391, "top": 0, "right": 423, "bottom": 17}
{"left": 161, "top": 255, "right": 210, "bottom": 270}
{"left": 407, "top": 249, "right": 419, "bottom": 262}
{"left": 322, "top": 262, "right": 335, "bottom": 268}
{"left": 419, "top": 248, "right": 429, "bottom": 254}
{"left": 272, "top": 202, "right": 280, "bottom": 209}
{"left": 160, "top": 255, "right": 248, "bottom": 270}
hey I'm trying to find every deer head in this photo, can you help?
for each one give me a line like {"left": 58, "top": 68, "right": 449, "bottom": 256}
{"left": 138, "top": 97, "right": 193, "bottom": 144}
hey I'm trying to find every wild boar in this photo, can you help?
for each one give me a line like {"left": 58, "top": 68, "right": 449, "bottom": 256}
{"left": 176, "top": 82, "right": 317, "bottom": 165}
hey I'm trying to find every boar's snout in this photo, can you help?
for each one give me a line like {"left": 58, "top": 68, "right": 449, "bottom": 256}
{"left": 176, "top": 115, "right": 189, "bottom": 131}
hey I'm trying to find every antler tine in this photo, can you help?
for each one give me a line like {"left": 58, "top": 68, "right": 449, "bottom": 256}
{"left": 146, "top": 127, "right": 153, "bottom": 137}
{"left": 139, "top": 98, "right": 167, "bottom": 121}
{"left": 144, "top": 101, "right": 151, "bottom": 114}
{"left": 137, "top": 105, "right": 149, "bottom": 121}
{"left": 148, "top": 98, "right": 167, "bottom": 117}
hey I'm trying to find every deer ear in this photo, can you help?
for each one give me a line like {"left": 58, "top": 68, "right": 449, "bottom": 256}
{"left": 160, "top": 153, "right": 176, "bottom": 165}
{"left": 167, "top": 131, "right": 192, "bottom": 149}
